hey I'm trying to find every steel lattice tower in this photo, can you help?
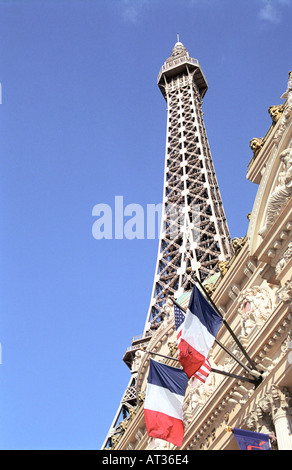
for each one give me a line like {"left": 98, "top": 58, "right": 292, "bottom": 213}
{"left": 102, "top": 40, "right": 233, "bottom": 450}
{"left": 145, "top": 39, "right": 232, "bottom": 331}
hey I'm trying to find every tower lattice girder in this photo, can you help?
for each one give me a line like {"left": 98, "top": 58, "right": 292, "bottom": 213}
{"left": 145, "top": 41, "right": 232, "bottom": 331}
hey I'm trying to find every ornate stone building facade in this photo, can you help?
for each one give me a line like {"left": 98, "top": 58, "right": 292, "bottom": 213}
{"left": 102, "top": 50, "right": 292, "bottom": 450}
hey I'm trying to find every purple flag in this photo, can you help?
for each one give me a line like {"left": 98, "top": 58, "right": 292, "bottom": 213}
{"left": 233, "top": 428, "right": 271, "bottom": 450}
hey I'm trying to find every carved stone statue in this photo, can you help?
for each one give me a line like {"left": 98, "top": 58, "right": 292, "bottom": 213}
{"left": 190, "top": 379, "right": 214, "bottom": 409}
{"left": 277, "top": 280, "right": 292, "bottom": 303}
{"left": 245, "top": 411, "right": 258, "bottom": 432}
{"left": 131, "top": 349, "right": 145, "bottom": 372}
{"left": 259, "top": 147, "right": 292, "bottom": 237}
{"left": 250, "top": 137, "right": 264, "bottom": 157}
{"left": 274, "top": 72, "right": 292, "bottom": 144}
{"left": 137, "top": 391, "right": 145, "bottom": 404}
{"left": 257, "top": 398, "right": 274, "bottom": 434}
{"left": 238, "top": 285, "right": 272, "bottom": 337}
{"left": 268, "top": 104, "right": 284, "bottom": 123}
{"left": 280, "top": 70, "right": 292, "bottom": 101}
{"left": 162, "top": 298, "right": 173, "bottom": 319}
{"left": 275, "top": 242, "right": 292, "bottom": 276}
{"left": 204, "top": 283, "right": 216, "bottom": 296}
{"left": 270, "top": 385, "right": 292, "bottom": 412}
{"left": 240, "top": 309, "right": 254, "bottom": 338}
{"left": 168, "top": 341, "right": 178, "bottom": 356}
{"left": 149, "top": 438, "right": 169, "bottom": 450}
{"left": 218, "top": 260, "right": 229, "bottom": 276}
{"left": 232, "top": 237, "right": 246, "bottom": 254}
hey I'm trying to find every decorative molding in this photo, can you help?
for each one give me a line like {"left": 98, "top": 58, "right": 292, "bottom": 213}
{"left": 277, "top": 280, "right": 292, "bottom": 304}
{"left": 258, "top": 147, "right": 292, "bottom": 238}
{"left": 237, "top": 285, "right": 273, "bottom": 339}
{"left": 276, "top": 242, "right": 292, "bottom": 277}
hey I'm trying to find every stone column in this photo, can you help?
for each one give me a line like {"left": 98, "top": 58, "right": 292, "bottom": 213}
{"left": 272, "top": 409, "right": 292, "bottom": 450}
{"left": 245, "top": 385, "right": 292, "bottom": 450}
{"left": 270, "top": 385, "right": 292, "bottom": 450}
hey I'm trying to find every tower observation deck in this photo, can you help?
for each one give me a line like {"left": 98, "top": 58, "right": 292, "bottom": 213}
{"left": 102, "top": 40, "right": 233, "bottom": 449}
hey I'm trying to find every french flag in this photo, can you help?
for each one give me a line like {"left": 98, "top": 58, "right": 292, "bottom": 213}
{"left": 178, "top": 285, "right": 223, "bottom": 379}
{"left": 144, "top": 359, "right": 188, "bottom": 447}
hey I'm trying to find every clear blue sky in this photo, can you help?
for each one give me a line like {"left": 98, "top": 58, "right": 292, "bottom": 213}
{"left": 0, "top": 0, "right": 291, "bottom": 450}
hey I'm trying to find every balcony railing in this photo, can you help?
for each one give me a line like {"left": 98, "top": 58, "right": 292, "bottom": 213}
{"left": 124, "top": 331, "right": 152, "bottom": 355}
{"left": 158, "top": 56, "right": 200, "bottom": 82}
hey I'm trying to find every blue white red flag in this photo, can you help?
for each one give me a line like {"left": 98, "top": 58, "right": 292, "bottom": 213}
{"left": 174, "top": 303, "right": 185, "bottom": 346}
{"left": 174, "top": 303, "right": 212, "bottom": 383}
{"left": 144, "top": 359, "right": 188, "bottom": 447}
{"left": 178, "top": 285, "right": 223, "bottom": 378}
{"left": 232, "top": 428, "right": 271, "bottom": 450}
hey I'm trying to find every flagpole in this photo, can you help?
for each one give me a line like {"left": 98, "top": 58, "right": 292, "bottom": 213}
{"left": 146, "top": 350, "right": 261, "bottom": 387}
{"left": 214, "top": 337, "right": 261, "bottom": 377}
{"left": 210, "top": 367, "right": 261, "bottom": 387}
{"left": 172, "top": 297, "right": 186, "bottom": 312}
{"left": 193, "top": 276, "right": 261, "bottom": 374}
{"left": 146, "top": 350, "right": 180, "bottom": 363}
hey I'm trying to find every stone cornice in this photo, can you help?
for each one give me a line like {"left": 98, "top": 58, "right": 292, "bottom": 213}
{"left": 252, "top": 200, "right": 292, "bottom": 266}
{"left": 247, "top": 99, "right": 291, "bottom": 185}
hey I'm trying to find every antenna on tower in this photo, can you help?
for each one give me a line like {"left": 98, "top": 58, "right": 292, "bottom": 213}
{"left": 177, "top": 33, "right": 180, "bottom": 43}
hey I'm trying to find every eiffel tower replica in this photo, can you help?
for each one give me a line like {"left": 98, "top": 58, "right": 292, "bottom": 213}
{"left": 102, "top": 38, "right": 233, "bottom": 449}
